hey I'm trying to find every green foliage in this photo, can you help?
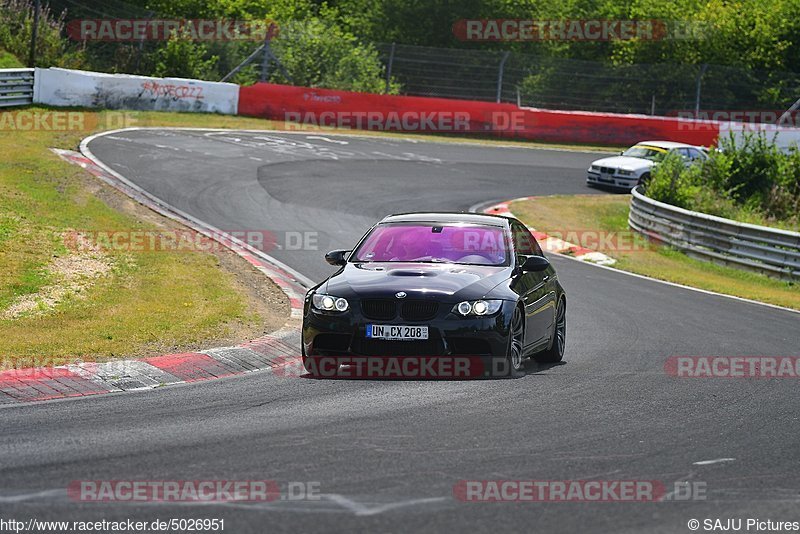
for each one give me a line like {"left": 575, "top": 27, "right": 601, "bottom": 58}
{"left": 0, "top": 0, "right": 86, "bottom": 68}
{"left": 151, "top": 36, "right": 219, "bottom": 79}
{"left": 647, "top": 132, "right": 800, "bottom": 229}
{"left": 329, "top": 0, "right": 800, "bottom": 74}
{"left": 270, "top": 19, "right": 397, "bottom": 93}
{"left": 9, "top": 0, "right": 800, "bottom": 101}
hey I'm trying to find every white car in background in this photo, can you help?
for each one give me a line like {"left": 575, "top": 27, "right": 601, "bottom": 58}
{"left": 586, "top": 140, "right": 708, "bottom": 190}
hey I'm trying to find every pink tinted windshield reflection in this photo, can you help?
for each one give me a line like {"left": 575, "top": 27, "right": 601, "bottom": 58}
{"left": 353, "top": 224, "right": 507, "bottom": 265}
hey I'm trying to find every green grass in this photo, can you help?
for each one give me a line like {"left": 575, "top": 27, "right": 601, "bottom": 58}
{"left": 511, "top": 195, "right": 800, "bottom": 311}
{"left": 0, "top": 49, "right": 23, "bottom": 68}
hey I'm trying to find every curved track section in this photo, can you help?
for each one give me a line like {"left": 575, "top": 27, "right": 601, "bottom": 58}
{"left": 0, "top": 130, "right": 797, "bottom": 533}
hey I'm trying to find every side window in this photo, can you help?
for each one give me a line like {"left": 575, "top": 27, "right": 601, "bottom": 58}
{"left": 511, "top": 222, "right": 543, "bottom": 256}
{"left": 676, "top": 147, "right": 691, "bottom": 159}
{"left": 687, "top": 147, "right": 704, "bottom": 160}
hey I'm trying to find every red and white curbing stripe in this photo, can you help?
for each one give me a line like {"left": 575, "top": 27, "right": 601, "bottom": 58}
{"left": 483, "top": 198, "right": 616, "bottom": 266}
{"left": 0, "top": 327, "right": 302, "bottom": 404}
{"left": 0, "top": 147, "right": 308, "bottom": 405}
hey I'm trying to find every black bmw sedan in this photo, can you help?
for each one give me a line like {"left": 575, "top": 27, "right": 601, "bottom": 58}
{"left": 301, "top": 212, "right": 566, "bottom": 378}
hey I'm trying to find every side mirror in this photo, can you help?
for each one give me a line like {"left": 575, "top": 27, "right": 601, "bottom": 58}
{"left": 325, "top": 249, "right": 349, "bottom": 266}
{"left": 520, "top": 255, "right": 550, "bottom": 272}
{"left": 619, "top": 151, "right": 624, "bottom": 156}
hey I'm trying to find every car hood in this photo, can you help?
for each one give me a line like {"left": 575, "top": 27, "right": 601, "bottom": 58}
{"left": 322, "top": 262, "right": 511, "bottom": 301}
{"left": 592, "top": 155, "right": 655, "bottom": 171}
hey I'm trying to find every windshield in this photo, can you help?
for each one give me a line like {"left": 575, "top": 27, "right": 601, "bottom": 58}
{"left": 352, "top": 223, "right": 508, "bottom": 266}
{"left": 621, "top": 145, "right": 668, "bottom": 161}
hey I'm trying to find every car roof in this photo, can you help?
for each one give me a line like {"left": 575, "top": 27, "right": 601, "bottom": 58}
{"left": 635, "top": 140, "right": 699, "bottom": 150}
{"left": 380, "top": 212, "right": 511, "bottom": 227}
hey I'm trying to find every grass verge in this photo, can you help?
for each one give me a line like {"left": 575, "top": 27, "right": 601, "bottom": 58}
{"left": 0, "top": 109, "right": 293, "bottom": 368}
{"left": 511, "top": 194, "right": 800, "bottom": 311}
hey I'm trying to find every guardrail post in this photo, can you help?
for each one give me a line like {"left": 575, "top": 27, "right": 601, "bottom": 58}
{"left": 384, "top": 42, "right": 396, "bottom": 94}
{"left": 29, "top": 0, "right": 41, "bottom": 66}
{"left": 496, "top": 51, "right": 510, "bottom": 103}
{"left": 260, "top": 37, "right": 272, "bottom": 82}
{"left": 694, "top": 63, "right": 708, "bottom": 117}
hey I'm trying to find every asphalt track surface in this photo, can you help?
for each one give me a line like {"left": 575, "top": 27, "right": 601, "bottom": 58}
{"left": 1, "top": 130, "right": 798, "bottom": 533}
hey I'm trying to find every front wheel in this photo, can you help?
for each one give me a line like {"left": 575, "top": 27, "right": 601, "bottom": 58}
{"left": 535, "top": 298, "right": 566, "bottom": 363}
{"left": 637, "top": 172, "right": 651, "bottom": 187}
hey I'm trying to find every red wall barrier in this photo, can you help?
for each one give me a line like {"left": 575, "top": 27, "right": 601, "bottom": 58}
{"left": 238, "top": 83, "right": 721, "bottom": 147}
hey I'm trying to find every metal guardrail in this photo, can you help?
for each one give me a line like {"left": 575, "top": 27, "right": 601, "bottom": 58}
{"left": 0, "top": 68, "right": 34, "bottom": 107}
{"left": 629, "top": 185, "right": 800, "bottom": 280}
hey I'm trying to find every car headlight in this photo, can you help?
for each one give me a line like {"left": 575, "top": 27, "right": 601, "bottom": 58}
{"left": 452, "top": 300, "right": 503, "bottom": 317}
{"left": 617, "top": 169, "right": 634, "bottom": 176}
{"left": 312, "top": 293, "right": 350, "bottom": 312}
{"left": 590, "top": 165, "right": 600, "bottom": 171}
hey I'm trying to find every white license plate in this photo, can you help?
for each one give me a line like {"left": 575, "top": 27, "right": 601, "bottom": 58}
{"left": 367, "top": 324, "right": 429, "bottom": 340}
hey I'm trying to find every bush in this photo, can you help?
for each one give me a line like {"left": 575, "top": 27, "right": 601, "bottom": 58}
{"left": 151, "top": 36, "right": 219, "bottom": 80}
{"left": 270, "top": 19, "right": 399, "bottom": 94}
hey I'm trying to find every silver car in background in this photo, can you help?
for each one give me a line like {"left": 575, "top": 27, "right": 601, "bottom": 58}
{"left": 586, "top": 140, "right": 708, "bottom": 190}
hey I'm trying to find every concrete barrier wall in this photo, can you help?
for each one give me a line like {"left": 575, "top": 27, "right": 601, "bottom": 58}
{"left": 34, "top": 68, "right": 239, "bottom": 114}
{"left": 31, "top": 69, "right": 800, "bottom": 149}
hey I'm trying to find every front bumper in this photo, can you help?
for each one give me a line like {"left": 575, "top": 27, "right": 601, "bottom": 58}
{"left": 587, "top": 171, "right": 637, "bottom": 189}
{"left": 302, "top": 300, "right": 514, "bottom": 362}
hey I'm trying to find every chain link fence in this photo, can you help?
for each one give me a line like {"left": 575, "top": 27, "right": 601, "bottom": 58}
{"left": 375, "top": 43, "right": 800, "bottom": 117}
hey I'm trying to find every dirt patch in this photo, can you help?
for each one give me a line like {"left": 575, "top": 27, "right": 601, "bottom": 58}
{"left": 2, "top": 234, "right": 115, "bottom": 320}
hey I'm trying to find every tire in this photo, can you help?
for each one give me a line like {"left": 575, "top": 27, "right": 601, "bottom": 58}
{"left": 497, "top": 306, "right": 526, "bottom": 378}
{"left": 637, "top": 172, "right": 651, "bottom": 187}
{"left": 535, "top": 297, "right": 566, "bottom": 364}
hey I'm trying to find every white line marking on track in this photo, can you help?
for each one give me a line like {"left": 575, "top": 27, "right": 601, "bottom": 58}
{"left": 305, "top": 135, "right": 349, "bottom": 145}
{"left": 322, "top": 494, "right": 448, "bottom": 516}
{"left": 693, "top": 458, "right": 736, "bottom": 466}
{"left": 0, "top": 489, "right": 65, "bottom": 503}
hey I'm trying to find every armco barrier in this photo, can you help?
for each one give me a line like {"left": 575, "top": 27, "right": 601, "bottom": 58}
{"left": 34, "top": 68, "right": 239, "bottom": 114}
{"left": 238, "top": 83, "right": 721, "bottom": 146}
{"left": 0, "top": 68, "right": 34, "bottom": 107}
{"left": 629, "top": 185, "right": 800, "bottom": 279}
